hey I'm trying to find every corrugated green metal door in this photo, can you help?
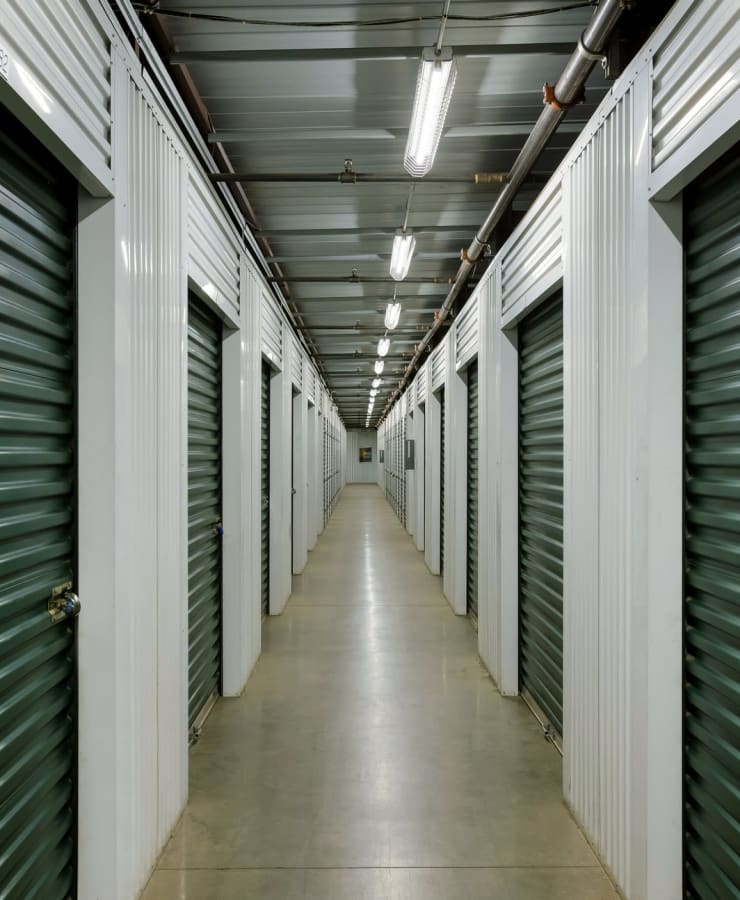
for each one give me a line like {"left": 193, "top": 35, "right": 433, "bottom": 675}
{"left": 467, "top": 362, "right": 479, "bottom": 625}
{"left": 684, "top": 148, "right": 740, "bottom": 899}
{"left": 439, "top": 388, "right": 445, "bottom": 574}
{"left": 401, "top": 417, "right": 406, "bottom": 527}
{"left": 261, "top": 363, "right": 270, "bottom": 617}
{"left": 518, "top": 293, "right": 563, "bottom": 737}
{"left": 0, "top": 115, "right": 77, "bottom": 898}
{"left": 187, "top": 296, "right": 222, "bottom": 731}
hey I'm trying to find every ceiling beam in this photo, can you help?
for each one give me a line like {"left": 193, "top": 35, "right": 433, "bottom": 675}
{"left": 268, "top": 275, "right": 462, "bottom": 285}
{"left": 171, "top": 43, "right": 573, "bottom": 64}
{"left": 208, "top": 124, "right": 583, "bottom": 145}
{"left": 265, "top": 252, "right": 460, "bottom": 264}
{"left": 258, "top": 225, "right": 478, "bottom": 238}
{"left": 210, "top": 170, "right": 506, "bottom": 182}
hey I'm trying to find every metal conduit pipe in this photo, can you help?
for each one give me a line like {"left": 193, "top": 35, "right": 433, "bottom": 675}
{"left": 383, "top": 0, "right": 630, "bottom": 416}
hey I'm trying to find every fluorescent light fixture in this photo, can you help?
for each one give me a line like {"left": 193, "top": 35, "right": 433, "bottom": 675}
{"left": 390, "top": 231, "right": 416, "bottom": 282}
{"left": 377, "top": 337, "right": 391, "bottom": 357}
{"left": 372, "top": 377, "right": 382, "bottom": 389}
{"left": 374, "top": 359, "right": 385, "bottom": 375}
{"left": 404, "top": 47, "right": 457, "bottom": 177}
{"left": 384, "top": 301, "right": 402, "bottom": 330}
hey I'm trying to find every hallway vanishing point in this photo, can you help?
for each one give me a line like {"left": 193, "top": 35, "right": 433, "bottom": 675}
{"left": 143, "top": 485, "right": 617, "bottom": 899}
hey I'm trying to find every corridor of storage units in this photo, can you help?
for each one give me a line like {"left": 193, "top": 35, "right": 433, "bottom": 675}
{"left": 141, "top": 484, "right": 617, "bottom": 899}
{"left": 0, "top": 0, "right": 739, "bottom": 899}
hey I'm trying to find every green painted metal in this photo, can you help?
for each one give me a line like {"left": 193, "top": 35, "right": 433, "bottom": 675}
{"left": 467, "top": 361, "right": 479, "bottom": 625}
{"left": 439, "top": 387, "right": 445, "bottom": 575}
{"left": 261, "top": 362, "right": 270, "bottom": 617}
{"left": 684, "top": 148, "right": 740, "bottom": 900}
{"left": 518, "top": 292, "right": 563, "bottom": 736}
{"left": 0, "top": 114, "right": 76, "bottom": 899}
{"left": 187, "top": 296, "right": 222, "bottom": 730}
{"left": 401, "top": 416, "right": 406, "bottom": 528}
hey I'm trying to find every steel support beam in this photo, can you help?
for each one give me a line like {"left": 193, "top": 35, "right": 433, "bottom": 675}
{"left": 171, "top": 43, "right": 574, "bottom": 64}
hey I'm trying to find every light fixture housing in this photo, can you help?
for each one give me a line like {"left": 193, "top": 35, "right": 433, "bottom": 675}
{"left": 374, "top": 359, "right": 385, "bottom": 375}
{"left": 377, "top": 337, "right": 390, "bottom": 357}
{"left": 372, "top": 377, "right": 382, "bottom": 389}
{"left": 384, "top": 301, "right": 402, "bottom": 331}
{"left": 389, "top": 230, "right": 416, "bottom": 282}
{"left": 404, "top": 46, "right": 457, "bottom": 177}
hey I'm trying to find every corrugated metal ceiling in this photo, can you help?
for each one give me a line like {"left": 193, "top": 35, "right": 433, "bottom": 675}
{"left": 151, "top": 1, "right": 609, "bottom": 426}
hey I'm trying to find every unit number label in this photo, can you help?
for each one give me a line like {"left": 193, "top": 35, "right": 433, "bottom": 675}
{"left": 0, "top": 47, "right": 9, "bottom": 81}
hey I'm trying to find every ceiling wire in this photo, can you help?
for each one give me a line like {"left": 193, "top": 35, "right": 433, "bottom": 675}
{"left": 133, "top": 3, "right": 597, "bottom": 29}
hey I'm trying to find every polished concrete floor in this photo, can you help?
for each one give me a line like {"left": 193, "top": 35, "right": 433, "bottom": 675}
{"left": 143, "top": 485, "right": 616, "bottom": 899}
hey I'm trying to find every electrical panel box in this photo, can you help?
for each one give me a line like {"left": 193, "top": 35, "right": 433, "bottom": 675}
{"left": 404, "top": 439, "right": 415, "bottom": 470}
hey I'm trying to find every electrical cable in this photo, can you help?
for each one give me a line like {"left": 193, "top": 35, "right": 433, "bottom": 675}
{"left": 133, "top": 2, "right": 597, "bottom": 29}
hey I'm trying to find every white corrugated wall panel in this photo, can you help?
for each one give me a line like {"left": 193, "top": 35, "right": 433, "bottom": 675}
{"left": 501, "top": 178, "right": 562, "bottom": 323}
{"left": 346, "top": 430, "right": 378, "bottom": 483}
{"left": 261, "top": 293, "right": 283, "bottom": 366}
{"left": 0, "top": 0, "right": 113, "bottom": 194}
{"left": 563, "top": 148, "right": 601, "bottom": 848}
{"left": 431, "top": 339, "right": 447, "bottom": 391}
{"left": 120, "top": 71, "right": 188, "bottom": 898}
{"left": 416, "top": 365, "right": 427, "bottom": 405}
{"left": 455, "top": 291, "right": 479, "bottom": 369}
{"left": 596, "top": 93, "right": 635, "bottom": 895}
{"left": 188, "top": 171, "right": 240, "bottom": 326}
{"left": 652, "top": 0, "right": 740, "bottom": 170}
{"left": 290, "top": 333, "right": 303, "bottom": 390}
{"left": 563, "top": 88, "right": 639, "bottom": 897}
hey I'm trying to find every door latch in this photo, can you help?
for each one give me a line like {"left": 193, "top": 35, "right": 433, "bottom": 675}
{"left": 48, "top": 582, "right": 81, "bottom": 624}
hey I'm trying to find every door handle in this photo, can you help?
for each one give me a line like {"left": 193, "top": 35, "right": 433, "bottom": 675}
{"left": 48, "top": 582, "right": 81, "bottom": 624}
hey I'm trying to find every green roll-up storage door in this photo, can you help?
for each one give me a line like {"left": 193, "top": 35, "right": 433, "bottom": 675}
{"left": 261, "top": 363, "right": 270, "bottom": 617}
{"left": 684, "top": 147, "right": 740, "bottom": 900}
{"left": 467, "top": 361, "right": 479, "bottom": 625}
{"left": 187, "top": 296, "right": 222, "bottom": 731}
{"left": 518, "top": 292, "right": 563, "bottom": 737}
{"left": 439, "top": 388, "right": 445, "bottom": 575}
{"left": 401, "top": 417, "right": 406, "bottom": 527}
{"left": 0, "top": 113, "right": 77, "bottom": 898}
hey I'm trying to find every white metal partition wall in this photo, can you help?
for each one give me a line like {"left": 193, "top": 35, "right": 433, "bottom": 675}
{"left": 379, "top": 4, "right": 740, "bottom": 897}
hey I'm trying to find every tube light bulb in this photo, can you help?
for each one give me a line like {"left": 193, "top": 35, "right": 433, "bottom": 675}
{"left": 378, "top": 337, "right": 390, "bottom": 357}
{"left": 372, "top": 377, "right": 382, "bottom": 389}
{"left": 404, "top": 47, "right": 457, "bottom": 177}
{"left": 370, "top": 389, "right": 378, "bottom": 398}
{"left": 390, "top": 228, "right": 416, "bottom": 281}
{"left": 389, "top": 230, "right": 416, "bottom": 281}
{"left": 384, "top": 301, "right": 402, "bottom": 330}
{"left": 374, "top": 359, "right": 385, "bottom": 375}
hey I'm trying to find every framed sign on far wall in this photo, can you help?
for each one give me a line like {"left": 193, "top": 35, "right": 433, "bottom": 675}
{"left": 359, "top": 447, "right": 373, "bottom": 463}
